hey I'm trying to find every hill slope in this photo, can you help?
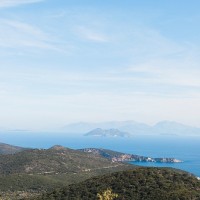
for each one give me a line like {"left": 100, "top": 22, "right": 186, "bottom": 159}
{"left": 79, "top": 148, "right": 182, "bottom": 163}
{"left": 0, "top": 145, "right": 133, "bottom": 199}
{"left": 0, "top": 142, "right": 27, "bottom": 154}
{"left": 0, "top": 145, "right": 132, "bottom": 175}
{"left": 36, "top": 168, "right": 200, "bottom": 200}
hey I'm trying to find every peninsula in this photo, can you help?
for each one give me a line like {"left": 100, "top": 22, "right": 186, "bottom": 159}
{"left": 79, "top": 148, "right": 182, "bottom": 163}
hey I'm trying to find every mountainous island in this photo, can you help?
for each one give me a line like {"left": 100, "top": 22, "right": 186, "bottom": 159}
{"left": 84, "top": 128, "right": 131, "bottom": 137}
{"left": 63, "top": 120, "right": 200, "bottom": 136}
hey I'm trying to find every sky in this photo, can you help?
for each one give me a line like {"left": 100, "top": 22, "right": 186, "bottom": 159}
{"left": 0, "top": 0, "right": 200, "bottom": 130}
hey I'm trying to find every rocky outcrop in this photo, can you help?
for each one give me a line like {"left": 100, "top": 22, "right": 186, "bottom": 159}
{"left": 80, "top": 148, "right": 182, "bottom": 163}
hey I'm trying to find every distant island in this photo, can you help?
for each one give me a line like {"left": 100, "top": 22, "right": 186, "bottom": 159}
{"left": 62, "top": 120, "right": 200, "bottom": 136}
{"left": 84, "top": 128, "right": 131, "bottom": 137}
{"left": 79, "top": 148, "right": 182, "bottom": 163}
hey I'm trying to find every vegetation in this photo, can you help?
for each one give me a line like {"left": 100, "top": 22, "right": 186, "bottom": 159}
{"left": 0, "top": 146, "right": 133, "bottom": 175}
{"left": 97, "top": 189, "right": 118, "bottom": 200}
{"left": 0, "top": 144, "right": 199, "bottom": 200}
{"left": 79, "top": 148, "right": 182, "bottom": 163}
{"left": 79, "top": 148, "right": 127, "bottom": 159}
{"left": 35, "top": 168, "right": 200, "bottom": 200}
{"left": 0, "top": 143, "right": 26, "bottom": 155}
{"left": 0, "top": 146, "right": 133, "bottom": 199}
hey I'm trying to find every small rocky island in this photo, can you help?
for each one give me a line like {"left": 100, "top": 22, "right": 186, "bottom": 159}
{"left": 79, "top": 148, "right": 182, "bottom": 163}
{"left": 84, "top": 128, "right": 131, "bottom": 137}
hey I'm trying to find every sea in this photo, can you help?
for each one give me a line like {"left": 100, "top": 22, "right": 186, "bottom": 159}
{"left": 0, "top": 131, "right": 200, "bottom": 177}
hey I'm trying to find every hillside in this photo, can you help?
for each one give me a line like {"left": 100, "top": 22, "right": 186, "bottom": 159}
{"left": 79, "top": 148, "right": 182, "bottom": 163}
{"left": 0, "top": 145, "right": 133, "bottom": 199}
{"left": 35, "top": 168, "right": 200, "bottom": 200}
{"left": 0, "top": 145, "right": 133, "bottom": 175}
{"left": 0, "top": 142, "right": 27, "bottom": 154}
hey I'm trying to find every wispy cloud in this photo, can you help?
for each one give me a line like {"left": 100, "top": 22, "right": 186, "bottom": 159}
{"left": 119, "top": 24, "right": 200, "bottom": 91}
{"left": 129, "top": 59, "right": 200, "bottom": 87}
{"left": 0, "top": 19, "right": 68, "bottom": 53}
{"left": 47, "top": 11, "right": 66, "bottom": 19}
{"left": 1, "top": 65, "right": 200, "bottom": 101}
{"left": 0, "top": 0, "right": 44, "bottom": 8}
{"left": 75, "top": 26, "right": 108, "bottom": 42}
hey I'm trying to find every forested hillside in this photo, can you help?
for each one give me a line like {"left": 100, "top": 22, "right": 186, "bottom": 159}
{"left": 35, "top": 168, "right": 200, "bottom": 200}
{"left": 0, "top": 145, "right": 133, "bottom": 199}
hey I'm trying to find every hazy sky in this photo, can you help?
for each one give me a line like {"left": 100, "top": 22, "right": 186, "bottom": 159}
{"left": 0, "top": 0, "right": 200, "bottom": 130}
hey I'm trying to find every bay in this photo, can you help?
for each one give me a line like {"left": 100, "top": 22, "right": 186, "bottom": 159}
{"left": 0, "top": 131, "right": 200, "bottom": 177}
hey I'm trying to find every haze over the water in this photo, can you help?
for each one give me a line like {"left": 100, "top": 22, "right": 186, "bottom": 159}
{"left": 0, "top": 0, "right": 200, "bottom": 131}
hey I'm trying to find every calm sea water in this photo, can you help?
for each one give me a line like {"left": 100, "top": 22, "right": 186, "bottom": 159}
{"left": 0, "top": 132, "right": 200, "bottom": 177}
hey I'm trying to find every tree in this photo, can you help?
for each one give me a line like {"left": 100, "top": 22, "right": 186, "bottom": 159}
{"left": 97, "top": 189, "right": 118, "bottom": 200}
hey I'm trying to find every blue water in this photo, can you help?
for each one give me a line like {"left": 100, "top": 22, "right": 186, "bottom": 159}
{"left": 0, "top": 131, "right": 200, "bottom": 177}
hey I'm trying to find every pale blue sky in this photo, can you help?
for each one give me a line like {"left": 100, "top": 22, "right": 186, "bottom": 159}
{"left": 0, "top": 0, "right": 200, "bottom": 130}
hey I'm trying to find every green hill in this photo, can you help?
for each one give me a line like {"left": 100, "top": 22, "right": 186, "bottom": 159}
{"left": 0, "top": 144, "right": 198, "bottom": 200}
{"left": 0, "top": 142, "right": 27, "bottom": 155}
{"left": 35, "top": 167, "right": 200, "bottom": 200}
{"left": 0, "top": 145, "right": 133, "bottom": 199}
{"left": 0, "top": 145, "right": 133, "bottom": 175}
